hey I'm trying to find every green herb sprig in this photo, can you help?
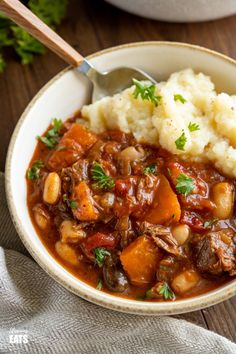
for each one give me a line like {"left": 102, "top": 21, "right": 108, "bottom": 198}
{"left": 37, "top": 118, "right": 62, "bottom": 149}
{"left": 0, "top": 0, "right": 68, "bottom": 72}
{"left": 27, "top": 160, "right": 44, "bottom": 180}
{"left": 188, "top": 122, "right": 200, "bottom": 132}
{"left": 144, "top": 164, "right": 157, "bottom": 175}
{"left": 203, "top": 218, "right": 218, "bottom": 229}
{"left": 63, "top": 194, "right": 78, "bottom": 209}
{"left": 159, "top": 282, "right": 175, "bottom": 300}
{"left": 176, "top": 173, "right": 196, "bottom": 197}
{"left": 175, "top": 130, "right": 187, "bottom": 151}
{"left": 94, "top": 248, "right": 111, "bottom": 267}
{"left": 91, "top": 162, "right": 115, "bottom": 190}
{"left": 132, "top": 78, "right": 161, "bottom": 106}
{"left": 174, "top": 94, "right": 187, "bottom": 104}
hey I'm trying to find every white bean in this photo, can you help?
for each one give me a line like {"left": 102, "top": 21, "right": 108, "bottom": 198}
{"left": 172, "top": 224, "right": 190, "bottom": 245}
{"left": 43, "top": 172, "right": 61, "bottom": 204}
{"left": 60, "top": 220, "right": 86, "bottom": 244}
{"left": 171, "top": 270, "right": 200, "bottom": 294}
{"left": 119, "top": 146, "right": 144, "bottom": 161}
{"left": 55, "top": 241, "right": 79, "bottom": 266}
{"left": 34, "top": 205, "right": 50, "bottom": 230}
{"left": 212, "top": 182, "right": 234, "bottom": 219}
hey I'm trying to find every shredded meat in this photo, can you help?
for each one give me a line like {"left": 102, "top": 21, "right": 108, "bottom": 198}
{"left": 140, "top": 222, "right": 181, "bottom": 256}
{"left": 193, "top": 229, "right": 236, "bottom": 276}
{"left": 136, "top": 175, "right": 159, "bottom": 207}
{"left": 61, "top": 159, "right": 89, "bottom": 194}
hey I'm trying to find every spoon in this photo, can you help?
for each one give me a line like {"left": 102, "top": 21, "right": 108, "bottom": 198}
{"left": 0, "top": 0, "right": 156, "bottom": 102}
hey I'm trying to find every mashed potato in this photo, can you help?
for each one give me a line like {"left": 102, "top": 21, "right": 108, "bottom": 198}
{"left": 81, "top": 69, "right": 236, "bottom": 177}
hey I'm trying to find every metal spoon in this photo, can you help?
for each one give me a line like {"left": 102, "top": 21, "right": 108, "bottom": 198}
{"left": 0, "top": 0, "right": 156, "bottom": 102}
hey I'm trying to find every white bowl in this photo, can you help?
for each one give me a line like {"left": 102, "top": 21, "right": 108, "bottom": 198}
{"left": 5, "top": 42, "right": 236, "bottom": 315}
{"left": 106, "top": 0, "right": 236, "bottom": 22}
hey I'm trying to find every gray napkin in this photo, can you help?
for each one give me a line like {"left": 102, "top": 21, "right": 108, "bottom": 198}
{"left": 0, "top": 172, "right": 235, "bottom": 354}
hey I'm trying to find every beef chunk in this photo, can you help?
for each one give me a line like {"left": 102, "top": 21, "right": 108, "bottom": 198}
{"left": 193, "top": 229, "right": 236, "bottom": 276}
{"left": 140, "top": 222, "right": 182, "bottom": 257}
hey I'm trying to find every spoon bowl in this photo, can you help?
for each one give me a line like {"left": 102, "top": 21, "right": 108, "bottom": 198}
{"left": 78, "top": 60, "right": 157, "bottom": 102}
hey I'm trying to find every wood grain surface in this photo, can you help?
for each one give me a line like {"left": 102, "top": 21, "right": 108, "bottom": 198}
{"left": 0, "top": 0, "right": 235, "bottom": 342}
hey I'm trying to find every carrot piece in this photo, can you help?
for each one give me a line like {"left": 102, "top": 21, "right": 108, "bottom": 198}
{"left": 73, "top": 181, "right": 99, "bottom": 221}
{"left": 144, "top": 174, "right": 181, "bottom": 224}
{"left": 47, "top": 138, "right": 83, "bottom": 171}
{"left": 61, "top": 124, "right": 97, "bottom": 151}
{"left": 120, "top": 235, "right": 161, "bottom": 286}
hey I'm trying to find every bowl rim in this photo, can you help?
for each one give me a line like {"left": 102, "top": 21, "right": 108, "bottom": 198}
{"left": 5, "top": 41, "right": 236, "bottom": 315}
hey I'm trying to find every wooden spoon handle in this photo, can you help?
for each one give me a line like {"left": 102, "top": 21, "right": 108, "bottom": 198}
{"left": 0, "top": 0, "right": 84, "bottom": 66}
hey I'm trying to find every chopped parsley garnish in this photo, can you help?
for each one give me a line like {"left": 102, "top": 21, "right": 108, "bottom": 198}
{"left": 176, "top": 173, "right": 195, "bottom": 197}
{"left": 144, "top": 164, "right": 157, "bottom": 175}
{"left": 175, "top": 130, "right": 187, "bottom": 151}
{"left": 174, "top": 94, "right": 187, "bottom": 104}
{"left": 91, "top": 162, "right": 115, "bottom": 190}
{"left": 94, "top": 248, "right": 111, "bottom": 267}
{"left": 188, "top": 122, "right": 200, "bottom": 132}
{"left": 132, "top": 78, "right": 162, "bottom": 106}
{"left": 159, "top": 282, "right": 175, "bottom": 300}
{"left": 27, "top": 160, "right": 44, "bottom": 180}
{"left": 37, "top": 118, "right": 62, "bottom": 149}
{"left": 63, "top": 194, "right": 78, "bottom": 209}
{"left": 96, "top": 278, "right": 103, "bottom": 290}
{"left": 203, "top": 218, "right": 218, "bottom": 229}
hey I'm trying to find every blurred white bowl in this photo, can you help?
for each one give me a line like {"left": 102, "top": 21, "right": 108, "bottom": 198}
{"left": 105, "top": 0, "right": 236, "bottom": 22}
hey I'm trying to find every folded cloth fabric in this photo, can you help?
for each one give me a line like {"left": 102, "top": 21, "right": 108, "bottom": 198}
{"left": 0, "top": 172, "right": 235, "bottom": 354}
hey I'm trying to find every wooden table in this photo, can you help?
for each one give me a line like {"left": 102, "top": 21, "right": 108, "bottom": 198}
{"left": 1, "top": 0, "right": 235, "bottom": 342}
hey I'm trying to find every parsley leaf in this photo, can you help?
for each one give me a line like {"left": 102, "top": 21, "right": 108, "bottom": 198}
{"left": 91, "top": 162, "right": 115, "bottom": 190}
{"left": 203, "top": 218, "right": 218, "bottom": 229}
{"left": 27, "top": 160, "right": 44, "bottom": 180}
{"left": 63, "top": 194, "right": 78, "bottom": 209}
{"left": 11, "top": 26, "right": 45, "bottom": 65}
{"left": 175, "top": 130, "right": 187, "bottom": 151}
{"left": 132, "top": 78, "right": 161, "bottom": 106}
{"left": 0, "top": 0, "right": 68, "bottom": 71}
{"left": 37, "top": 118, "right": 62, "bottom": 149}
{"left": 144, "top": 164, "right": 157, "bottom": 175}
{"left": 94, "top": 248, "right": 110, "bottom": 267}
{"left": 28, "top": 0, "right": 68, "bottom": 26}
{"left": 176, "top": 173, "right": 195, "bottom": 196}
{"left": 159, "top": 282, "right": 175, "bottom": 300}
{"left": 96, "top": 278, "right": 103, "bottom": 290}
{"left": 188, "top": 122, "right": 200, "bottom": 132}
{"left": 174, "top": 94, "right": 187, "bottom": 104}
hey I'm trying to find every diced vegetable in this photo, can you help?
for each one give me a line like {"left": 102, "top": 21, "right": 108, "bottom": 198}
{"left": 212, "top": 182, "right": 234, "bottom": 219}
{"left": 72, "top": 181, "right": 99, "bottom": 221}
{"left": 82, "top": 232, "right": 116, "bottom": 253}
{"left": 61, "top": 124, "right": 97, "bottom": 150}
{"left": 47, "top": 138, "right": 83, "bottom": 171}
{"left": 144, "top": 175, "right": 181, "bottom": 224}
{"left": 180, "top": 211, "right": 205, "bottom": 232}
{"left": 120, "top": 235, "right": 162, "bottom": 286}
